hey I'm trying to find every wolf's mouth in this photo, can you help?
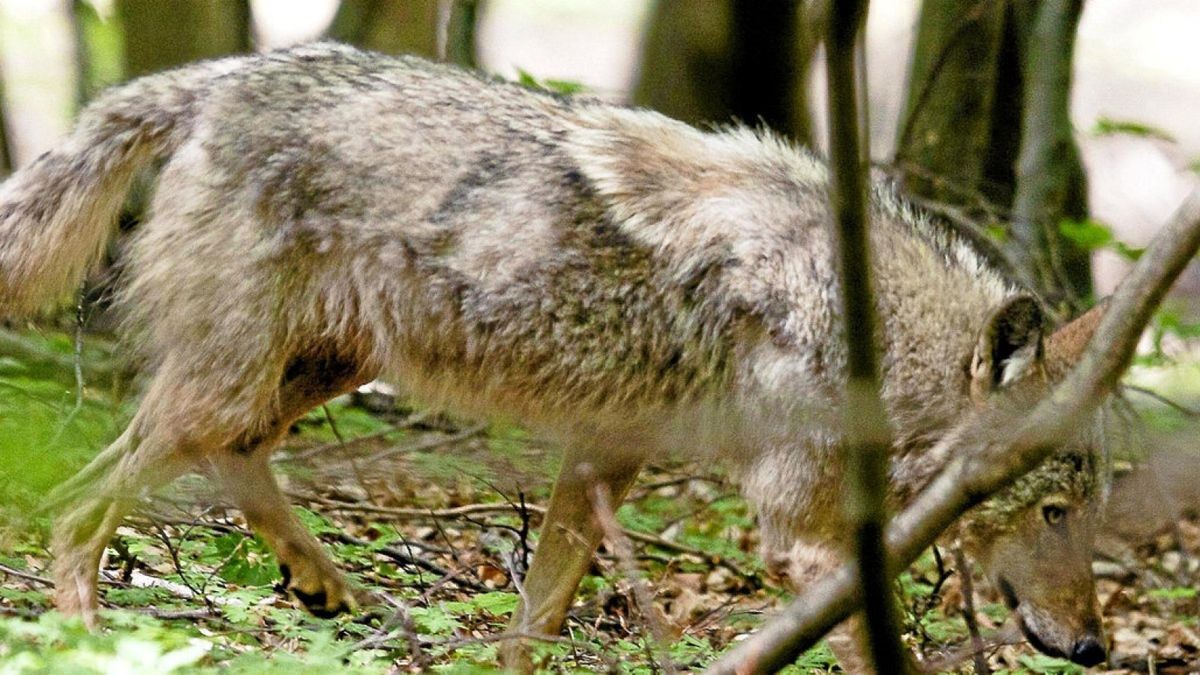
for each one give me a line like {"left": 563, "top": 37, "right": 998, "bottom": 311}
{"left": 997, "top": 576, "right": 1070, "bottom": 661}
{"left": 997, "top": 576, "right": 1019, "bottom": 610}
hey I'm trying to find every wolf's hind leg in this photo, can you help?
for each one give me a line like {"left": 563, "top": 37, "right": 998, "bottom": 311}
{"left": 502, "top": 448, "right": 644, "bottom": 668}
{"left": 51, "top": 418, "right": 195, "bottom": 627}
{"left": 52, "top": 346, "right": 373, "bottom": 626}
{"left": 209, "top": 351, "right": 375, "bottom": 618}
{"left": 208, "top": 450, "right": 357, "bottom": 617}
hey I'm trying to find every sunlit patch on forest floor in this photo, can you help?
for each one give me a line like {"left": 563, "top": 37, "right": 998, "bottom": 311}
{"left": 1, "top": 327, "right": 1199, "bottom": 673}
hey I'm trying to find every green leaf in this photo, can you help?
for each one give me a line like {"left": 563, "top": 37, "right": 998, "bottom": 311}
{"left": 470, "top": 591, "right": 519, "bottom": 617}
{"left": 1113, "top": 241, "right": 1145, "bottom": 261}
{"left": 1093, "top": 117, "right": 1176, "bottom": 142}
{"left": 1148, "top": 586, "right": 1197, "bottom": 601}
{"left": 409, "top": 606, "right": 462, "bottom": 636}
{"left": 1058, "top": 218, "right": 1113, "bottom": 250}
{"left": 514, "top": 68, "right": 586, "bottom": 95}
{"left": 1018, "top": 653, "right": 1084, "bottom": 673}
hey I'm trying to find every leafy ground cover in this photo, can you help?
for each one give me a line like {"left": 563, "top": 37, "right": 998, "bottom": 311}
{"left": 0, "top": 326, "right": 1198, "bottom": 673}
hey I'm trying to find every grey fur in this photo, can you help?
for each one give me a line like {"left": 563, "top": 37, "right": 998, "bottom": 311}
{"left": 0, "top": 43, "right": 1106, "bottom": 668}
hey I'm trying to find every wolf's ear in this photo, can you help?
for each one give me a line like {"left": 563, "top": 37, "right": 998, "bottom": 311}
{"left": 1045, "top": 300, "right": 1107, "bottom": 379}
{"left": 970, "top": 294, "right": 1047, "bottom": 402}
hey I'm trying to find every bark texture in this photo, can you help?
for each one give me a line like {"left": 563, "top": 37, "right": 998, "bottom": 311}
{"left": 327, "top": 0, "right": 440, "bottom": 58}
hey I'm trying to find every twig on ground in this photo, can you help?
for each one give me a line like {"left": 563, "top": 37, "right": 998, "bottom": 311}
{"left": 136, "top": 607, "right": 222, "bottom": 621}
{"left": 328, "top": 531, "right": 488, "bottom": 592}
{"left": 953, "top": 547, "right": 990, "bottom": 675}
{"left": 150, "top": 521, "right": 214, "bottom": 612}
{"left": 307, "top": 493, "right": 753, "bottom": 578}
{"left": 280, "top": 422, "right": 408, "bottom": 463}
{"left": 306, "top": 489, "right": 757, "bottom": 583}
{"left": 0, "top": 562, "right": 53, "bottom": 586}
{"left": 629, "top": 474, "right": 724, "bottom": 499}
{"left": 343, "top": 592, "right": 425, "bottom": 666}
{"left": 431, "top": 629, "right": 619, "bottom": 671}
{"left": 920, "top": 622, "right": 1022, "bottom": 674}
{"left": 362, "top": 423, "right": 487, "bottom": 464}
{"left": 589, "top": 476, "right": 678, "bottom": 675}
{"left": 310, "top": 498, "right": 547, "bottom": 519}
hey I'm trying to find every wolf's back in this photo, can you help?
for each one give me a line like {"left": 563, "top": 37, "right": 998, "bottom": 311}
{"left": 0, "top": 58, "right": 243, "bottom": 317}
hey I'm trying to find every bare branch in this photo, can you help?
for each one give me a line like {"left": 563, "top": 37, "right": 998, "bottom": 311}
{"left": 953, "top": 547, "right": 990, "bottom": 675}
{"left": 824, "top": 0, "right": 908, "bottom": 670}
{"left": 589, "top": 479, "right": 677, "bottom": 675}
{"left": 706, "top": 190, "right": 1200, "bottom": 674}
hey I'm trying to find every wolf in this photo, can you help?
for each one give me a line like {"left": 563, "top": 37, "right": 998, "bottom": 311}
{"left": 0, "top": 43, "right": 1107, "bottom": 668}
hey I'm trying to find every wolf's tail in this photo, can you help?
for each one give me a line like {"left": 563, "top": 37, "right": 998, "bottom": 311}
{"left": 0, "top": 60, "right": 240, "bottom": 317}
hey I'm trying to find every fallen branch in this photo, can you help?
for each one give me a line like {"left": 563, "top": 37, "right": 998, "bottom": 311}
{"left": 361, "top": 423, "right": 486, "bottom": 464}
{"left": 706, "top": 190, "right": 1200, "bottom": 674}
{"left": 589, "top": 478, "right": 677, "bottom": 675}
{"left": 953, "top": 548, "right": 989, "bottom": 675}
{"left": 306, "top": 495, "right": 755, "bottom": 578}
{"left": 278, "top": 410, "right": 435, "bottom": 463}
{"left": 0, "top": 562, "right": 52, "bottom": 587}
{"left": 311, "top": 498, "right": 547, "bottom": 520}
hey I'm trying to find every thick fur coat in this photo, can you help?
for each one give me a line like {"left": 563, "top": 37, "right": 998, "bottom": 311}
{"left": 0, "top": 43, "right": 1106, "bottom": 668}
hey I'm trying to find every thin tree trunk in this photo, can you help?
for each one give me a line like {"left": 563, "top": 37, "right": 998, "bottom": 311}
{"left": 327, "top": 0, "right": 440, "bottom": 58}
{"left": 824, "top": 1, "right": 908, "bottom": 671}
{"left": 729, "top": 0, "right": 799, "bottom": 136}
{"left": 895, "top": 0, "right": 1091, "bottom": 308}
{"left": 895, "top": 0, "right": 1017, "bottom": 212}
{"left": 445, "top": 0, "right": 479, "bottom": 68}
{"left": 634, "top": 0, "right": 820, "bottom": 146}
{"left": 0, "top": 73, "right": 11, "bottom": 176}
{"left": 633, "top": 0, "right": 732, "bottom": 128}
{"left": 1010, "top": 0, "right": 1091, "bottom": 307}
{"left": 117, "top": 0, "right": 252, "bottom": 78}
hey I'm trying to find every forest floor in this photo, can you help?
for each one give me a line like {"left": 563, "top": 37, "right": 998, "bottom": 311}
{"left": 0, "top": 327, "right": 1199, "bottom": 673}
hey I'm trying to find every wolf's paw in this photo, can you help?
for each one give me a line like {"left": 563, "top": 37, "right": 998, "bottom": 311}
{"left": 499, "top": 637, "right": 537, "bottom": 674}
{"left": 277, "top": 562, "right": 356, "bottom": 618}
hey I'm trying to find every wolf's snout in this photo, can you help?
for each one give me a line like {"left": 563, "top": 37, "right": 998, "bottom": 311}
{"left": 1070, "top": 636, "right": 1106, "bottom": 667}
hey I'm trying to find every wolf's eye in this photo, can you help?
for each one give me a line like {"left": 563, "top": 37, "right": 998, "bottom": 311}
{"left": 1042, "top": 504, "right": 1066, "bottom": 526}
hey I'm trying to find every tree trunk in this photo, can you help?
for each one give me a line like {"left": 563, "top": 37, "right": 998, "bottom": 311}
{"left": 327, "top": 0, "right": 440, "bottom": 58}
{"left": 895, "top": 0, "right": 1091, "bottom": 307}
{"left": 445, "top": 0, "right": 480, "bottom": 68}
{"left": 117, "top": 0, "right": 252, "bottom": 78}
{"left": 729, "top": 0, "right": 799, "bottom": 137}
{"left": 633, "top": 0, "right": 820, "bottom": 146}
{"left": 0, "top": 71, "right": 11, "bottom": 176}
{"left": 1010, "top": 0, "right": 1092, "bottom": 307}
{"left": 895, "top": 0, "right": 1019, "bottom": 211}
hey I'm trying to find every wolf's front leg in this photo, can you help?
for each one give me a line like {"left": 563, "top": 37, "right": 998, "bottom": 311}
{"left": 501, "top": 448, "right": 643, "bottom": 671}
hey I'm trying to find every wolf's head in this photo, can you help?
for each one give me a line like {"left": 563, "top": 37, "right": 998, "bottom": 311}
{"left": 956, "top": 296, "right": 1108, "bottom": 667}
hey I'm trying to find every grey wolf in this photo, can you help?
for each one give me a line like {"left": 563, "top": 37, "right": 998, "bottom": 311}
{"left": 0, "top": 43, "right": 1107, "bottom": 668}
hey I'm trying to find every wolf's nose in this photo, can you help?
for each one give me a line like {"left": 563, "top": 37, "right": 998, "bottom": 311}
{"left": 1070, "top": 636, "right": 1106, "bottom": 667}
